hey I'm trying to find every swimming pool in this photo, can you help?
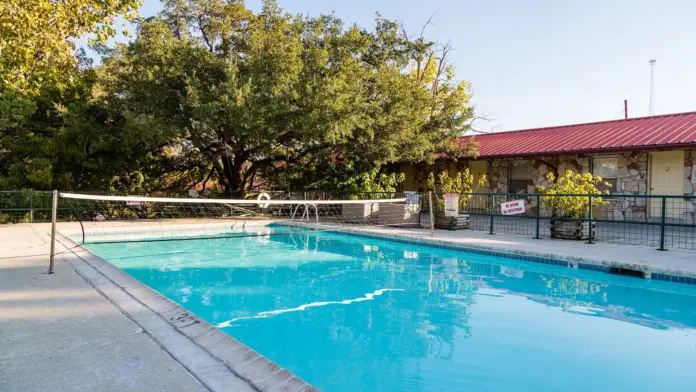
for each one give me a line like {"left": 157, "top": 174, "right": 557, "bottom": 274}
{"left": 82, "top": 225, "right": 696, "bottom": 392}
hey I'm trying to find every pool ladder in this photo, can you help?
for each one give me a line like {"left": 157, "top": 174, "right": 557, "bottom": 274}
{"left": 290, "top": 203, "right": 319, "bottom": 224}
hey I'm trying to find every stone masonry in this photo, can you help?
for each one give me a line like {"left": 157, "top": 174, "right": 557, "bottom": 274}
{"left": 400, "top": 148, "right": 696, "bottom": 223}
{"left": 685, "top": 150, "right": 696, "bottom": 224}
{"left": 482, "top": 152, "right": 651, "bottom": 220}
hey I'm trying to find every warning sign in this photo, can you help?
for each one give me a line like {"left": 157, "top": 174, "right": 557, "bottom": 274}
{"left": 501, "top": 199, "right": 525, "bottom": 215}
{"left": 444, "top": 194, "right": 459, "bottom": 217}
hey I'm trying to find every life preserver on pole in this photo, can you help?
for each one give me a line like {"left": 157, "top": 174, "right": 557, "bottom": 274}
{"left": 257, "top": 192, "right": 271, "bottom": 208}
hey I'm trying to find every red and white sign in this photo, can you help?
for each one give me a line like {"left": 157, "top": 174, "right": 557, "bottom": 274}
{"left": 501, "top": 199, "right": 525, "bottom": 215}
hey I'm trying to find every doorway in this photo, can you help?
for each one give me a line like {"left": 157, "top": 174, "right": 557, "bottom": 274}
{"left": 649, "top": 151, "right": 684, "bottom": 218}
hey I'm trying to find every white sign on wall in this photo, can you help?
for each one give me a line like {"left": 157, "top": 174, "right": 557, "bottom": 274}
{"left": 444, "top": 193, "right": 459, "bottom": 217}
{"left": 501, "top": 199, "right": 525, "bottom": 215}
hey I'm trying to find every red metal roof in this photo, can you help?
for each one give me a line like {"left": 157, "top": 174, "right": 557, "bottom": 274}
{"left": 464, "top": 111, "right": 696, "bottom": 158}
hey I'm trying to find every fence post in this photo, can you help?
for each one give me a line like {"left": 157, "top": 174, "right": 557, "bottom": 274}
{"left": 658, "top": 197, "right": 667, "bottom": 251}
{"left": 428, "top": 191, "right": 435, "bottom": 237}
{"left": 587, "top": 194, "right": 594, "bottom": 244}
{"left": 488, "top": 194, "right": 495, "bottom": 235}
{"left": 534, "top": 194, "right": 540, "bottom": 239}
{"left": 29, "top": 189, "right": 34, "bottom": 223}
{"left": 48, "top": 190, "right": 58, "bottom": 274}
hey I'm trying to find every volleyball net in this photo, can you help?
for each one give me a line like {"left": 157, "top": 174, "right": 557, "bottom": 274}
{"left": 50, "top": 192, "right": 423, "bottom": 247}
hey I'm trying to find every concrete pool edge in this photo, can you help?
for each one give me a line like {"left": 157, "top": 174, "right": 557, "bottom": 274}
{"left": 275, "top": 222, "right": 696, "bottom": 285}
{"left": 54, "top": 232, "right": 319, "bottom": 392}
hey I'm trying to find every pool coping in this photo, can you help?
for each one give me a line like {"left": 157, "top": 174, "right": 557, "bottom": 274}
{"left": 54, "top": 231, "right": 318, "bottom": 392}
{"left": 275, "top": 222, "right": 696, "bottom": 286}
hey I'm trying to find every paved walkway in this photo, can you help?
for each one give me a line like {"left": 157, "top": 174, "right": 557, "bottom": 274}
{"left": 0, "top": 224, "right": 251, "bottom": 392}
{"left": 2, "top": 220, "right": 695, "bottom": 391}
{"left": 362, "top": 225, "right": 696, "bottom": 277}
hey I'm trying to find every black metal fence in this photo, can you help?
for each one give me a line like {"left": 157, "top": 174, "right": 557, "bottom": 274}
{"left": 424, "top": 192, "right": 696, "bottom": 252}
{"left": 0, "top": 190, "right": 57, "bottom": 223}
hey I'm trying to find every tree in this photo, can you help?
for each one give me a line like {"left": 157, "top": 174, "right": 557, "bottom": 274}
{"left": 96, "top": 0, "right": 478, "bottom": 194}
{"left": 0, "top": 0, "right": 143, "bottom": 190}
{"left": 0, "top": 0, "right": 141, "bottom": 94}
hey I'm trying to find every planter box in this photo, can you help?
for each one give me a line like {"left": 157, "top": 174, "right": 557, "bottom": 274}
{"left": 342, "top": 203, "right": 379, "bottom": 223}
{"left": 550, "top": 219, "right": 595, "bottom": 240}
{"left": 434, "top": 213, "right": 470, "bottom": 230}
{"left": 378, "top": 204, "right": 420, "bottom": 226}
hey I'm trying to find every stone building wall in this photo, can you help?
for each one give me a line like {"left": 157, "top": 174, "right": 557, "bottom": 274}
{"left": 401, "top": 148, "right": 695, "bottom": 223}
{"left": 487, "top": 159, "right": 509, "bottom": 193}
{"left": 685, "top": 149, "right": 696, "bottom": 223}
{"left": 483, "top": 152, "right": 649, "bottom": 192}
{"left": 479, "top": 152, "right": 652, "bottom": 218}
{"left": 526, "top": 152, "right": 648, "bottom": 194}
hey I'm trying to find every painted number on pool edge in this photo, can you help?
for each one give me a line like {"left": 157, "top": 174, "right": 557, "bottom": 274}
{"left": 501, "top": 199, "right": 525, "bottom": 215}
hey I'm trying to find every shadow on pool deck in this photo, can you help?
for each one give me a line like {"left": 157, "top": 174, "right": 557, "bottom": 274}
{"left": 0, "top": 258, "right": 209, "bottom": 392}
{"left": 0, "top": 225, "right": 258, "bottom": 392}
{"left": 2, "top": 221, "right": 695, "bottom": 392}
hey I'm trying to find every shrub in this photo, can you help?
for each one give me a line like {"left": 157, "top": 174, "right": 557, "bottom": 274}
{"left": 537, "top": 170, "right": 611, "bottom": 219}
{"left": 343, "top": 168, "right": 406, "bottom": 200}
{"left": 426, "top": 169, "right": 487, "bottom": 210}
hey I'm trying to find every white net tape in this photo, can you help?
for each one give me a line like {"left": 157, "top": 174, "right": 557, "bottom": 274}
{"left": 56, "top": 192, "right": 422, "bottom": 244}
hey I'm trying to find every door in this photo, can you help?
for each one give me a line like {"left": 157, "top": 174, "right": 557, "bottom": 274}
{"left": 469, "top": 160, "right": 488, "bottom": 211}
{"left": 650, "top": 151, "right": 684, "bottom": 218}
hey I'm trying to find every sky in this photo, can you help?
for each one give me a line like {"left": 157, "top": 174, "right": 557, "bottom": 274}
{"left": 101, "top": 0, "right": 696, "bottom": 133}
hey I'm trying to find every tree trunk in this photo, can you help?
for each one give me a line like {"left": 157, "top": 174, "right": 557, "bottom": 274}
{"left": 220, "top": 154, "right": 246, "bottom": 196}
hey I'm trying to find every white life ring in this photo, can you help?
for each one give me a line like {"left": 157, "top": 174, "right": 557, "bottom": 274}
{"left": 257, "top": 192, "right": 271, "bottom": 208}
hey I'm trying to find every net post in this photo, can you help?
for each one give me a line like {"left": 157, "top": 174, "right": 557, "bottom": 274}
{"left": 488, "top": 194, "right": 495, "bottom": 235}
{"left": 534, "top": 194, "right": 541, "bottom": 239}
{"left": 428, "top": 191, "right": 434, "bottom": 237}
{"left": 48, "top": 190, "right": 58, "bottom": 274}
{"left": 29, "top": 189, "right": 34, "bottom": 223}
{"left": 586, "top": 194, "right": 594, "bottom": 244}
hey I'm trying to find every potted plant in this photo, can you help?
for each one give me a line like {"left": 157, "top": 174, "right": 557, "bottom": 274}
{"left": 537, "top": 170, "right": 610, "bottom": 240}
{"left": 426, "top": 169, "right": 487, "bottom": 230}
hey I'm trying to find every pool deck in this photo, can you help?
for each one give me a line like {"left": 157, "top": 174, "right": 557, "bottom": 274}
{"left": 2, "top": 221, "right": 695, "bottom": 392}
{"left": 354, "top": 226, "right": 696, "bottom": 280}
{"left": 1, "top": 223, "right": 316, "bottom": 392}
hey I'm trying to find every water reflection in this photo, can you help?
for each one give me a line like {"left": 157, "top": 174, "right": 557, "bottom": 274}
{"left": 87, "top": 229, "right": 696, "bottom": 392}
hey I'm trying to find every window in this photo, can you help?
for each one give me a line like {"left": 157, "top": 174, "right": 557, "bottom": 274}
{"left": 509, "top": 160, "right": 529, "bottom": 194}
{"left": 592, "top": 157, "right": 619, "bottom": 193}
{"left": 433, "top": 161, "right": 449, "bottom": 184}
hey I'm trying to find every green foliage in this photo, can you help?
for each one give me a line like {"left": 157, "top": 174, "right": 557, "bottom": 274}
{"left": 426, "top": 169, "right": 486, "bottom": 194}
{"left": 95, "top": 0, "right": 477, "bottom": 193}
{"left": 1, "top": 0, "right": 146, "bottom": 191}
{"left": 0, "top": 0, "right": 141, "bottom": 94}
{"left": 339, "top": 168, "right": 405, "bottom": 195}
{"left": 537, "top": 170, "right": 611, "bottom": 218}
{"left": 426, "top": 168, "right": 486, "bottom": 209}
{"left": 1, "top": 0, "right": 477, "bottom": 194}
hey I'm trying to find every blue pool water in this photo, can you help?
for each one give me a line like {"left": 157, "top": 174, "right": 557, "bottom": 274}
{"left": 83, "top": 226, "right": 696, "bottom": 392}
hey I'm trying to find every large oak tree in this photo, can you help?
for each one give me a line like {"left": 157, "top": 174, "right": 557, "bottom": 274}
{"left": 96, "top": 0, "right": 477, "bottom": 193}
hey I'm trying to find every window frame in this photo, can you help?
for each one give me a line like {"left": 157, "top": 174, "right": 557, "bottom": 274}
{"left": 508, "top": 160, "right": 530, "bottom": 194}
{"left": 592, "top": 156, "right": 621, "bottom": 194}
